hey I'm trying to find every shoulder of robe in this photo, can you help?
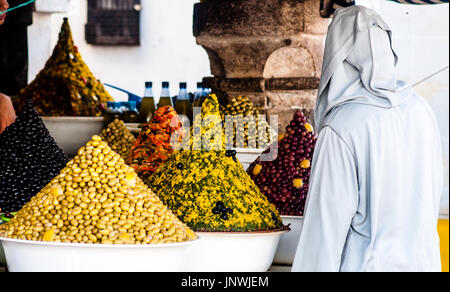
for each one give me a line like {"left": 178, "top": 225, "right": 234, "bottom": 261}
{"left": 322, "top": 103, "right": 384, "bottom": 139}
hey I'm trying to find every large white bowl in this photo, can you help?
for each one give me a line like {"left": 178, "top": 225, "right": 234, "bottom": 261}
{"left": 273, "top": 216, "right": 304, "bottom": 265}
{"left": 234, "top": 148, "right": 265, "bottom": 171}
{"left": 42, "top": 117, "right": 104, "bottom": 157}
{"left": 185, "top": 229, "right": 288, "bottom": 272}
{"left": 0, "top": 237, "right": 197, "bottom": 272}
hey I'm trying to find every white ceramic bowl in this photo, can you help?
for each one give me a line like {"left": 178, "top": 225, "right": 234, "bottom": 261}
{"left": 273, "top": 216, "right": 304, "bottom": 265}
{"left": 0, "top": 237, "right": 197, "bottom": 272}
{"left": 234, "top": 148, "right": 265, "bottom": 171}
{"left": 185, "top": 229, "right": 288, "bottom": 272}
{"left": 42, "top": 117, "right": 104, "bottom": 157}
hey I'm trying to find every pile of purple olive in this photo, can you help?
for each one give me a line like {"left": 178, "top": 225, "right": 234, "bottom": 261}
{"left": 248, "top": 110, "right": 317, "bottom": 216}
{"left": 0, "top": 101, "right": 69, "bottom": 213}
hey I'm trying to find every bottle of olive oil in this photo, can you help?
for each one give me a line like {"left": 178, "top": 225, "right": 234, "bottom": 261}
{"left": 123, "top": 101, "right": 139, "bottom": 123}
{"left": 157, "top": 81, "right": 173, "bottom": 108}
{"left": 175, "top": 82, "right": 193, "bottom": 124}
{"left": 192, "top": 82, "right": 203, "bottom": 107}
{"left": 139, "top": 82, "right": 156, "bottom": 123}
{"left": 103, "top": 101, "right": 122, "bottom": 125}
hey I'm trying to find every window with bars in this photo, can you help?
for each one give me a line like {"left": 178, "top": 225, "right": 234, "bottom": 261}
{"left": 85, "top": 0, "right": 141, "bottom": 46}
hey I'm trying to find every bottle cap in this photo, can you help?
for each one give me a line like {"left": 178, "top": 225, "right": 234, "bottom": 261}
{"left": 145, "top": 82, "right": 153, "bottom": 88}
{"left": 197, "top": 82, "right": 203, "bottom": 88}
{"left": 180, "top": 82, "right": 187, "bottom": 89}
{"left": 162, "top": 81, "right": 170, "bottom": 88}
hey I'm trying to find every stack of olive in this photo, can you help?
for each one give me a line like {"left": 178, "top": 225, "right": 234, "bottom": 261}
{"left": 222, "top": 96, "right": 277, "bottom": 149}
{"left": 0, "top": 101, "right": 69, "bottom": 213}
{"left": 248, "top": 110, "right": 317, "bottom": 216}
{"left": 0, "top": 136, "right": 197, "bottom": 244}
{"left": 100, "top": 119, "right": 136, "bottom": 160}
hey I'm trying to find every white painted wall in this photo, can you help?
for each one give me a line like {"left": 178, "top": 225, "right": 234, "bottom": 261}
{"left": 358, "top": 0, "right": 449, "bottom": 214}
{"left": 28, "top": 0, "right": 210, "bottom": 101}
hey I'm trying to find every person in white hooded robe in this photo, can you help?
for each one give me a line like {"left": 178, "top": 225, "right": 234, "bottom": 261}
{"left": 292, "top": 5, "right": 443, "bottom": 272}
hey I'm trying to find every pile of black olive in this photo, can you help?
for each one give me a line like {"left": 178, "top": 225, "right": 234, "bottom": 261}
{"left": 0, "top": 101, "right": 69, "bottom": 212}
{"left": 212, "top": 201, "right": 233, "bottom": 220}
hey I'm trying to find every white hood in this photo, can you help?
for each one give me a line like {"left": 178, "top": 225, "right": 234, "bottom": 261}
{"left": 315, "top": 5, "right": 413, "bottom": 129}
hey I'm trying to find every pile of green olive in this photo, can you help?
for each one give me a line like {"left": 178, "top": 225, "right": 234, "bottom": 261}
{"left": 222, "top": 96, "right": 277, "bottom": 149}
{"left": 100, "top": 119, "right": 136, "bottom": 160}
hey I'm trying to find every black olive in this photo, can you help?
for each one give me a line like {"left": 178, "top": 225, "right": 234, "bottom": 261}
{"left": 0, "top": 101, "right": 69, "bottom": 213}
{"left": 176, "top": 163, "right": 184, "bottom": 170}
{"left": 221, "top": 213, "right": 229, "bottom": 220}
{"left": 212, "top": 207, "right": 221, "bottom": 215}
{"left": 216, "top": 201, "right": 225, "bottom": 210}
{"left": 225, "top": 150, "right": 237, "bottom": 158}
{"left": 271, "top": 211, "right": 278, "bottom": 222}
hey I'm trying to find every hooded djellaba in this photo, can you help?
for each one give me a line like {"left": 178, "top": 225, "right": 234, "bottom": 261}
{"left": 292, "top": 6, "right": 443, "bottom": 272}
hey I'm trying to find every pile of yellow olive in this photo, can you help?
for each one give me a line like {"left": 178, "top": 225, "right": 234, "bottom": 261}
{"left": 0, "top": 136, "right": 196, "bottom": 245}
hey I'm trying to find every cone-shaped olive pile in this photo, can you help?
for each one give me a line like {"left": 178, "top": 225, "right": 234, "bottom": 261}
{"left": 149, "top": 95, "right": 284, "bottom": 232}
{"left": 221, "top": 96, "right": 277, "bottom": 149}
{"left": 0, "top": 136, "right": 197, "bottom": 244}
{"left": 127, "top": 106, "right": 185, "bottom": 181}
{"left": 13, "top": 18, "right": 113, "bottom": 116}
{"left": 100, "top": 119, "right": 136, "bottom": 160}
{"left": 248, "top": 110, "right": 317, "bottom": 216}
{"left": 0, "top": 102, "right": 69, "bottom": 213}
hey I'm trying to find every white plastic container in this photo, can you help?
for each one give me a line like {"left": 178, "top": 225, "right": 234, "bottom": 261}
{"left": 42, "top": 117, "right": 104, "bottom": 156}
{"left": 234, "top": 148, "right": 265, "bottom": 171}
{"left": 273, "top": 216, "right": 304, "bottom": 265}
{"left": 0, "top": 237, "right": 197, "bottom": 272}
{"left": 185, "top": 229, "right": 288, "bottom": 272}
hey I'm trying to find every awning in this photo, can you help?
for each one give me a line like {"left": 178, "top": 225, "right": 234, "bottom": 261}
{"left": 321, "top": 0, "right": 449, "bottom": 17}
{"left": 389, "top": 0, "right": 449, "bottom": 4}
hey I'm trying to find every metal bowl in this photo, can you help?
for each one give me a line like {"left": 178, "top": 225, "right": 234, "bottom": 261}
{"left": 273, "top": 216, "right": 304, "bottom": 265}
{"left": 185, "top": 229, "right": 289, "bottom": 272}
{"left": 0, "top": 237, "right": 197, "bottom": 272}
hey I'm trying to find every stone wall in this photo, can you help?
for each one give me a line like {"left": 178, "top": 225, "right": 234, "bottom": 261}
{"left": 194, "top": 0, "right": 329, "bottom": 132}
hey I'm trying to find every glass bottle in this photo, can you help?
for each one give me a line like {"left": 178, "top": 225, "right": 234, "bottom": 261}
{"left": 157, "top": 81, "right": 173, "bottom": 108}
{"left": 139, "top": 81, "right": 156, "bottom": 123}
{"left": 175, "top": 82, "right": 193, "bottom": 124}
{"left": 122, "top": 101, "right": 139, "bottom": 123}
{"left": 192, "top": 82, "right": 203, "bottom": 107}
{"left": 103, "top": 101, "right": 118, "bottom": 125}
